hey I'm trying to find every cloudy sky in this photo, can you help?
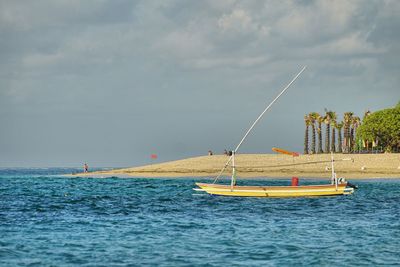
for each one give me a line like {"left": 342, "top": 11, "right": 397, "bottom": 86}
{"left": 1, "top": 0, "right": 399, "bottom": 167}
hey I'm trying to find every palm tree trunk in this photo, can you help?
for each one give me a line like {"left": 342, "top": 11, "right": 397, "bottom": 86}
{"left": 331, "top": 127, "right": 336, "bottom": 153}
{"left": 344, "top": 124, "right": 349, "bottom": 153}
{"left": 353, "top": 125, "right": 358, "bottom": 152}
{"left": 304, "top": 125, "right": 309, "bottom": 154}
{"left": 325, "top": 123, "right": 330, "bottom": 153}
{"left": 338, "top": 128, "right": 343, "bottom": 153}
{"left": 317, "top": 121, "right": 323, "bottom": 154}
{"left": 350, "top": 127, "right": 354, "bottom": 153}
{"left": 311, "top": 123, "right": 316, "bottom": 154}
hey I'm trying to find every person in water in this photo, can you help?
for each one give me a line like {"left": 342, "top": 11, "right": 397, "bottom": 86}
{"left": 84, "top": 163, "right": 88, "bottom": 173}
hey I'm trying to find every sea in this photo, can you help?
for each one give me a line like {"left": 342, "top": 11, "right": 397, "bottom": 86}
{"left": 1, "top": 168, "right": 399, "bottom": 266}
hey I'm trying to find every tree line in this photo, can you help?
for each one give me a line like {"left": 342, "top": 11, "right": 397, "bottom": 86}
{"left": 304, "top": 102, "right": 400, "bottom": 154}
{"left": 357, "top": 102, "right": 400, "bottom": 152}
{"left": 304, "top": 110, "right": 365, "bottom": 154}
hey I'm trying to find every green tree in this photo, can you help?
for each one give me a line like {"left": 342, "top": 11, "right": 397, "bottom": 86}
{"left": 357, "top": 104, "right": 400, "bottom": 152}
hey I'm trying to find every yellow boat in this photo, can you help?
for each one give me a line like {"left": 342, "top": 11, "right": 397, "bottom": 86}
{"left": 193, "top": 66, "right": 356, "bottom": 198}
{"left": 195, "top": 182, "right": 354, "bottom": 197}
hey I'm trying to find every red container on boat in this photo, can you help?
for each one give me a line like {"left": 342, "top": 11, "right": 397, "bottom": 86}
{"left": 291, "top": 177, "right": 299, "bottom": 186}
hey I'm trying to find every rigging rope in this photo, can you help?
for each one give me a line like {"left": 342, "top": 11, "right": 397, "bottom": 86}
{"left": 212, "top": 66, "right": 307, "bottom": 184}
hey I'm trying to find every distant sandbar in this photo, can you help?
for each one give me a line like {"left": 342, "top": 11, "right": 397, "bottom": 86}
{"left": 71, "top": 153, "right": 400, "bottom": 179}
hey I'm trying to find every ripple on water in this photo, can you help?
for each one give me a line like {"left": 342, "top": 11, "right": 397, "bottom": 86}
{"left": 0, "top": 174, "right": 400, "bottom": 266}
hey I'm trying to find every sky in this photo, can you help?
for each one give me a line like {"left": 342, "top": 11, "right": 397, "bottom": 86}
{"left": 1, "top": 0, "right": 399, "bottom": 167}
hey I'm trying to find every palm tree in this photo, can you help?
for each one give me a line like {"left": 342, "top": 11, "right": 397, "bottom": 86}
{"left": 362, "top": 111, "right": 370, "bottom": 151}
{"left": 343, "top": 112, "right": 354, "bottom": 153}
{"left": 309, "top": 112, "right": 318, "bottom": 154}
{"left": 330, "top": 112, "right": 337, "bottom": 153}
{"left": 323, "top": 110, "right": 335, "bottom": 153}
{"left": 363, "top": 110, "right": 371, "bottom": 120}
{"left": 317, "top": 114, "right": 324, "bottom": 154}
{"left": 336, "top": 121, "right": 344, "bottom": 153}
{"left": 331, "top": 119, "right": 337, "bottom": 153}
{"left": 304, "top": 115, "right": 310, "bottom": 154}
{"left": 351, "top": 116, "right": 361, "bottom": 152}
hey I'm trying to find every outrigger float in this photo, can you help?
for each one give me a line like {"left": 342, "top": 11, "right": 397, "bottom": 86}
{"left": 194, "top": 66, "right": 357, "bottom": 197}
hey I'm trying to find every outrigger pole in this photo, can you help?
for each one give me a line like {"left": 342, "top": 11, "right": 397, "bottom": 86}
{"left": 213, "top": 66, "right": 307, "bottom": 184}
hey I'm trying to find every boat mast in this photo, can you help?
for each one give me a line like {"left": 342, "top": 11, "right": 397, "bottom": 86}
{"left": 233, "top": 66, "right": 307, "bottom": 154}
{"left": 331, "top": 152, "right": 338, "bottom": 190}
{"left": 213, "top": 66, "right": 307, "bottom": 184}
{"left": 230, "top": 151, "right": 236, "bottom": 189}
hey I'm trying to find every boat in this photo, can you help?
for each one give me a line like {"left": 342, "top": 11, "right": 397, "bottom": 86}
{"left": 195, "top": 182, "right": 354, "bottom": 197}
{"left": 194, "top": 66, "right": 356, "bottom": 197}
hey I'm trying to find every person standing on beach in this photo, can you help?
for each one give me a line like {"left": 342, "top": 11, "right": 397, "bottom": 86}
{"left": 84, "top": 163, "right": 88, "bottom": 173}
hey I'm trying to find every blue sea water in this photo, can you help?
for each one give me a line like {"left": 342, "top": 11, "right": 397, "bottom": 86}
{"left": 1, "top": 168, "right": 399, "bottom": 266}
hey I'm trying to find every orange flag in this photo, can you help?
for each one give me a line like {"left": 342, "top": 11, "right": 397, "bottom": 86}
{"left": 272, "top": 147, "right": 299, "bottom": 157}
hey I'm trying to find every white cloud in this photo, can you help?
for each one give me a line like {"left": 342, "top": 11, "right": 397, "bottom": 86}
{"left": 269, "top": 0, "right": 372, "bottom": 46}
{"left": 22, "top": 52, "right": 65, "bottom": 68}
{"left": 188, "top": 55, "right": 269, "bottom": 69}
{"left": 0, "top": 0, "right": 99, "bottom": 31}
{"left": 218, "top": 9, "right": 252, "bottom": 31}
{"left": 1, "top": 0, "right": 399, "bottom": 166}
{"left": 218, "top": 9, "right": 270, "bottom": 36}
{"left": 154, "top": 30, "right": 213, "bottom": 60}
{"left": 378, "top": 0, "right": 400, "bottom": 17}
{"left": 326, "top": 32, "right": 383, "bottom": 55}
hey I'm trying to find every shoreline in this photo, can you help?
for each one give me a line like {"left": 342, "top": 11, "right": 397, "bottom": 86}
{"left": 71, "top": 153, "right": 400, "bottom": 179}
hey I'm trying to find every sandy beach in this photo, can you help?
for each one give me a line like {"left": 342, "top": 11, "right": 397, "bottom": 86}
{"left": 73, "top": 153, "right": 400, "bottom": 179}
